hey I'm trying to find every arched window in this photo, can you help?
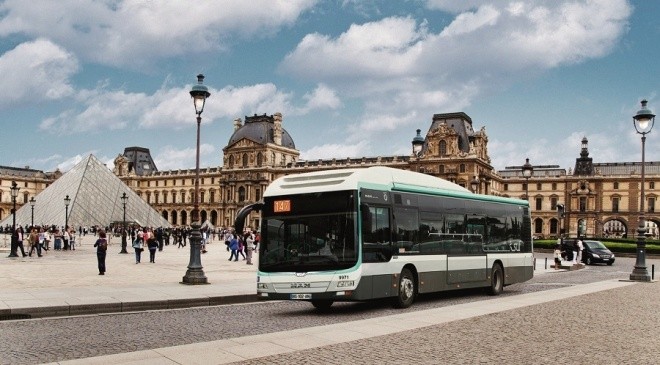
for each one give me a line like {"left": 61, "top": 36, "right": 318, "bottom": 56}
{"left": 200, "top": 191, "right": 205, "bottom": 204}
{"left": 534, "top": 218, "right": 543, "bottom": 234}
{"left": 438, "top": 164, "right": 444, "bottom": 174}
{"left": 242, "top": 153, "right": 248, "bottom": 167}
{"left": 550, "top": 218, "right": 558, "bottom": 234}
{"left": 171, "top": 210, "right": 178, "bottom": 225}
{"left": 439, "top": 140, "right": 447, "bottom": 156}
{"left": 162, "top": 211, "right": 169, "bottom": 221}
{"left": 257, "top": 153, "right": 263, "bottom": 167}
{"left": 211, "top": 210, "right": 218, "bottom": 226}
{"left": 459, "top": 164, "right": 466, "bottom": 173}
{"left": 228, "top": 155, "right": 234, "bottom": 168}
{"left": 238, "top": 186, "right": 246, "bottom": 202}
{"left": 181, "top": 211, "right": 188, "bottom": 226}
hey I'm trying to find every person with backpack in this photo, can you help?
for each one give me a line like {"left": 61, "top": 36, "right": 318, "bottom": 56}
{"left": 94, "top": 230, "right": 108, "bottom": 275}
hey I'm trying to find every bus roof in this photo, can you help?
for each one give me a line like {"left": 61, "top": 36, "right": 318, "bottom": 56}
{"left": 264, "top": 166, "right": 528, "bottom": 206}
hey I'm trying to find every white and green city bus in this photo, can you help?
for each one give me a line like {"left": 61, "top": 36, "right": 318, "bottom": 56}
{"left": 235, "top": 166, "right": 534, "bottom": 310}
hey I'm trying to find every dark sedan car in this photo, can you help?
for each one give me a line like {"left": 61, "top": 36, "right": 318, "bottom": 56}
{"left": 581, "top": 240, "right": 615, "bottom": 265}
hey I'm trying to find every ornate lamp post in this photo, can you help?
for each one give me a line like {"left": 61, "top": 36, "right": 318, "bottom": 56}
{"left": 29, "top": 197, "right": 36, "bottom": 228}
{"left": 64, "top": 195, "right": 71, "bottom": 231}
{"left": 7, "top": 181, "right": 20, "bottom": 258}
{"left": 470, "top": 175, "right": 480, "bottom": 194}
{"left": 629, "top": 99, "right": 655, "bottom": 282}
{"left": 411, "top": 129, "right": 424, "bottom": 156}
{"left": 182, "top": 74, "right": 210, "bottom": 285}
{"left": 521, "top": 158, "right": 533, "bottom": 201}
{"left": 64, "top": 195, "right": 71, "bottom": 250}
{"left": 120, "top": 192, "right": 128, "bottom": 254}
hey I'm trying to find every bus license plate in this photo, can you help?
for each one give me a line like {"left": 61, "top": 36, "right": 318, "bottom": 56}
{"left": 290, "top": 294, "right": 312, "bottom": 300}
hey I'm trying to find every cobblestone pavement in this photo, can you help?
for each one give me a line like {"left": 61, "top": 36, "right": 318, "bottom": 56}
{"left": 237, "top": 282, "right": 660, "bottom": 365}
{"left": 2, "top": 255, "right": 655, "bottom": 365}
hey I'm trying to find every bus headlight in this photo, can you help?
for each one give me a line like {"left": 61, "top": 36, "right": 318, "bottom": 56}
{"left": 257, "top": 283, "right": 268, "bottom": 290}
{"left": 337, "top": 280, "right": 354, "bottom": 288}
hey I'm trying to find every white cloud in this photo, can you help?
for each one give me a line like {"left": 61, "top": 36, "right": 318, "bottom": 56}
{"left": 295, "top": 84, "right": 342, "bottom": 114}
{"left": 0, "top": 0, "right": 317, "bottom": 69}
{"left": 279, "top": 1, "right": 632, "bottom": 162}
{"left": 152, "top": 144, "right": 216, "bottom": 171}
{"left": 300, "top": 140, "right": 370, "bottom": 160}
{"left": 0, "top": 39, "right": 78, "bottom": 107}
{"left": 439, "top": 4, "right": 500, "bottom": 37}
{"left": 39, "top": 82, "right": 299, "bottom": 133}
{"left": 280, "top": 16, "right": 426, "bottom": 84}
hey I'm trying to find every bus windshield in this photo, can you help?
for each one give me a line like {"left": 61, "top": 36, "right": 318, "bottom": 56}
{"left": 259, "top": 190, "right": 358, "bottom": 273}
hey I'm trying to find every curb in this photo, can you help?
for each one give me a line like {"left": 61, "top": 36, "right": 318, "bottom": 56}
{"left": 0, "top": 294, "right": 259, "bottom": 321}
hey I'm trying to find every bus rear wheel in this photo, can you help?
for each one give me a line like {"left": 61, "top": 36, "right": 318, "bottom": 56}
{"left": 487, "top": 264, "right": 504, "bottom": 296}
{"left": 311, "top": 300, "right": 334, "bottom": 311}
{"left": 394, "top": 268, "right": 416, "bottom": 308}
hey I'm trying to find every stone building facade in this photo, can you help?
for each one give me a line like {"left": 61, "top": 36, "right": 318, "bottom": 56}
{"left": 2, "top": 111, "right": 658, "bottom": 240}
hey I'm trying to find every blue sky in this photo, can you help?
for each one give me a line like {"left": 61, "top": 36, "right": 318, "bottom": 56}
{"left": 0, "top": 0, "right": 658, "bottom": 173}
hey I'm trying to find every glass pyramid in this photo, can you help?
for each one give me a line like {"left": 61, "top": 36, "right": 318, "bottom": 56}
{"left": 1, "top": 154, "right": 171, "bottom": 229}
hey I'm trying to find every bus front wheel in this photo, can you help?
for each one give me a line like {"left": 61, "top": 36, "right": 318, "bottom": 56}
{"left": 487, "top": 264, "right": 504, "bottom": 296}
{"left": 394, "top": 268, "right": 416, "bottom": 308}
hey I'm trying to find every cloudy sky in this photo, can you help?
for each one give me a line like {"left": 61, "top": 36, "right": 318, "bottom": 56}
{"left": 0, "top": 0, "right": 658, "bottom": 173}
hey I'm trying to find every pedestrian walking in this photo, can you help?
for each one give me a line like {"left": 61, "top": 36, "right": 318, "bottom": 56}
{"left": 576, "top": 239, "right": 584, "bottom": 264}
{"left": 28, "top": 227, "right": 42, "bottom": 257}
{"left": 237, "top": 236, "right": 246, "bottom": 260}
{"left": 147, "top": 230, "right": 158, "bottom": 263}
{"left": 15, "top": 226, "right": 27, "bottom": 257}
{"left": 228, "top": 234, "right": 239, "bottom": 261}
{"left": 93, "top": 230, "right": 108, "bottom": 275}
{"left": 132, "top": 232, "right": 143, "bottom": 263}
{"left": 53, "top": 229, "right": 62, "bottom": 250}
{"left": 38, "top": 227, "right": 48, "bottom": 252}
{"left": 69, "top": 227, "right": 76, "bottom": 250}
{"left": 245, "top": 233, "right": 255, "bottom": 265}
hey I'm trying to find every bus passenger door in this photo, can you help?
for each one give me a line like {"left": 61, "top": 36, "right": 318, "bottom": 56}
{"left": 447, "top": 214, "right": 487, "bottom": 284}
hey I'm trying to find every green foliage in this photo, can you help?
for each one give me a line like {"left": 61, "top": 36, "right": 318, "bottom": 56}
{"left": 534, "top": 239, "right": 660, "bottom": 255}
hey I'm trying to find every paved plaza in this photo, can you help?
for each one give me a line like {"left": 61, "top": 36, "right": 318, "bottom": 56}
{"left": 1, "top": 234, "right": 658, "bottom": 364}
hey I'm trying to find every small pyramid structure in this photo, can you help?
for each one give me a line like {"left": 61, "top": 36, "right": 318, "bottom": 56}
{"left": 1, "top": 154, "right": 170, "bottom": 229}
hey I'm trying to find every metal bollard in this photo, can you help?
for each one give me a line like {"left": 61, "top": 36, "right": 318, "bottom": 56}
{"left": 545, "top": 257, "right": 548, "bottom": 270}
{"left": 533, "top": 257, "right": 536, "bottom": 270}
{"left": 652, "top": 265, "right": 655, "bottom": 281}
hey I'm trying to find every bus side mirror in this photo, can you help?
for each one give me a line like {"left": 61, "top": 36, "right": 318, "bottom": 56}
{"left": 360, "top": 203, "right": 372, "bottom": 232}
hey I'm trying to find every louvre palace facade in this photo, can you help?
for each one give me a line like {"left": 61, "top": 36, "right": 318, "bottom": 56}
{"left": 1, "top": 111, "right": 658, "bottom": 239}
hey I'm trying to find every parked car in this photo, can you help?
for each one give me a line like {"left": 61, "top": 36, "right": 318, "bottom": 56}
{"left": 581, "top": 240, "right": 615, "bottom": 265}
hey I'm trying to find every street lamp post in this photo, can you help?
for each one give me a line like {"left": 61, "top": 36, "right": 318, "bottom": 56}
{"left": 29, "top": 197, "right": 36, "bottom": 228}
{"left": 64, "top": 195, "right": 70, "bottom": 231}
{"left": 521, "top": 158, "right": 533, "bottom": 201}
{"left": 470, "top": 175, "right": 479, "bottom": 194}
{"left": 182, "top": 74, "right": 210, "bottom": 285}
{"left": 7, "top": 181, "right": 20, "bottom": 258}
{"left": 64, "top": 195, "right": 70, "bottom": 250}
{"left": 120, "top": 192, "right": 128, "bottom": 254}
{"left": 629, "top": 99, "right": 655, "bottom": 282}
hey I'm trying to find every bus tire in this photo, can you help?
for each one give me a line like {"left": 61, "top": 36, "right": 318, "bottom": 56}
{"left": 487, "top": 264, "right": 504, "bottom": 296}
{"left": 394, "top": 268, "right": 416, "bottom": 308}
{"left": 311, "top": 300, "right": 334, "bottom": 311}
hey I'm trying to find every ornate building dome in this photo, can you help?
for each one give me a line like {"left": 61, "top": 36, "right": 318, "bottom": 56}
{"left": 227, "top": 113, "right": 296, "bottom": 149}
